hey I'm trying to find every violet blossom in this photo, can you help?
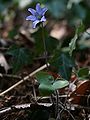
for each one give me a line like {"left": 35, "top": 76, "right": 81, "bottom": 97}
{"left": 26, "top": 3, "right": 48, "bottom": 28}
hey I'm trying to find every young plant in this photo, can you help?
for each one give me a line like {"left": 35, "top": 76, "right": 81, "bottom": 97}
{"left": 26, "top": 3, "right": 69, "bottom": 96}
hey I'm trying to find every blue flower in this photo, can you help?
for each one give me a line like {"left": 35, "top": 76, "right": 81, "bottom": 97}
{"left": 26, "top": 3, "right": 48, "bottom": 28}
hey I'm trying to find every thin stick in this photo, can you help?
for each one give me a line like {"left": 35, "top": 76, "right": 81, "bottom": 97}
{"left": 55, "top": 90, "right": 59, "bottom": 117}
{"left": 32, "top": 82, "right": 37, "bottom": 102}
{"left": 0, "top": 74, "right": 21, "bottom": 79}
{"left": 0, "top": 63, "right": 50, "bottom": 96}
{"left": 0, "top": 102, "right": 52, "bottom": 114}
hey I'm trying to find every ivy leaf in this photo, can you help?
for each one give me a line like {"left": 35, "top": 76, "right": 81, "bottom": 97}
{"left": 50, "top": 49, "right": 62, "bottom": 69}
{"left": 6, "top": 45, "right": 33, "bottom": 73}
{"left": 58, "top": 54, "right": 75, "bottom": 80}
{"left": 77, "top": 67, "right": 90, "bottom": 79}
{"left": 50, "top": 53, "right": 75, "bottom": 80}
{"left": 52, "top": 79, "right": 69, "bottom": 90}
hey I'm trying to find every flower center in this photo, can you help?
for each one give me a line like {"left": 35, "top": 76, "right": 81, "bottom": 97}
{"left": 37, "top": 15, "right": 41, "bottom": 20}
{"left": 35, "top": 12, "right": 42, "bottom": 20}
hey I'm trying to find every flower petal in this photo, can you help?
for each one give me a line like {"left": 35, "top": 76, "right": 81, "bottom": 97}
{"left": 28, "top": 8, "right": 36, "bottom": 15}
{"left": 41, "top": 7, "right": 48, "bottom": 15}
{"left": 32, "top": 20, "right": 40, "bottom": 28}
{"left": 26, "top": 15, "right": 37, "bottom": 21}
{"left": 36, "top": 3, "right": 42, "bottom": 14}
{"left": 40, "top": 16, "right": 46, "bottom": 22}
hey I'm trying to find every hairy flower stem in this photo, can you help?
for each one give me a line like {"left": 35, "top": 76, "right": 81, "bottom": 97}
{"left": 41, "top": 23, "right": 49, "bottom": 70}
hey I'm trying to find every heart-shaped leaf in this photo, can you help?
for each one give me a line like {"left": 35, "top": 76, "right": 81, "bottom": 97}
{"left": 53, "top": 80, "right": 69, "bottom": 90}
{"left": 36, "top": 71, "right": 69, "bottom": 96}
{"left": 39, "top": 83, "right": 54, "bottom": 96}
{"left": 35, "top": 71, "right": 54, "bottom": 84}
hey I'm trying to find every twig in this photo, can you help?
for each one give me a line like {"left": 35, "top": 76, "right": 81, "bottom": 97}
{"left": 55, "top": 90, "right": 59, "bottom": 117}
{"left": 0, "top": 102, "right": 52, "bottom": 114}
{"left": 70, "top": 104, "right": 90, "bottom": 110}
{"left": 0, "top": 74, "right": 21, "bottom": 79}
{"left": 57, "top": 104, "right": 76, "bottom": 120}
{"left": 32, "top": 80, "right": 37, "bottom": 102}
{"left": 0, "top": 63, "right": 50, "bottom": 96}
{"left": 66, "top": 109, "right": 76, "bottom": 120}
{"left": 37, "top": 95, "right": 69, "bottom": 99}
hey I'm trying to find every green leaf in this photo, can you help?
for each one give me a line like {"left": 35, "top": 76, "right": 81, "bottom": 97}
{"left": 49, "top": 49, "right": 61, "bottom": 69}
{"left": 36, "top": 71, "right": 69, "bottom": 96}
{"left": 6, "top": 45, "right": 33, "bottom": 73}
{"left": 35, "top": 71, "right": 54, "bottom": 96}
{"left": 35, "top": 71, "right": 54, "bottom": 84}
{"left": 77, "top": 67, "right": 90, "bottom": 78}
{"left": 76, "top": 22, "right": 85, "bottom": 35}
{"left": 39, "top": 83, "right": 54, "bottom": 96}
{"left": 59, "top": 54, "right": 75, "bottom": 80}
{"left": 69, "top": 22, "right": 85, "bottom": 56}
{"left": 52, "top": 80, "right": 69, "bottom": 90}
{"left": 69, "top": 33, "right": 78, "bottom": 56}
{"left": 50, "top": 53, "right": 75, "bottom": 80}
